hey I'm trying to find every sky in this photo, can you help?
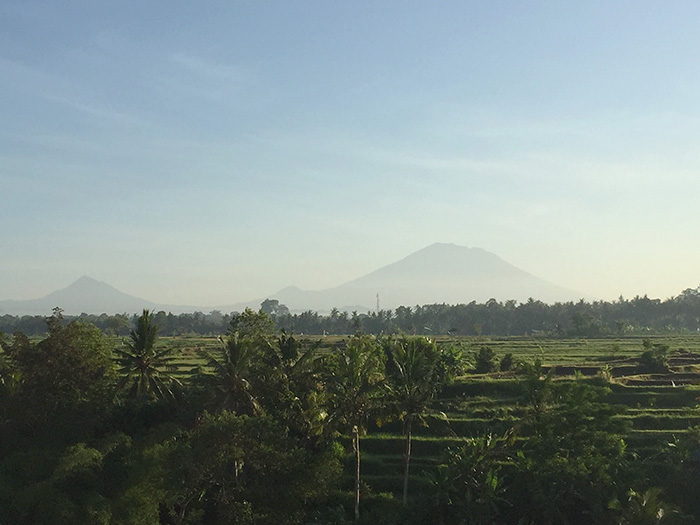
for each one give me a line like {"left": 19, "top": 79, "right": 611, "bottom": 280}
{"left": 2, "top": 1, "right": 700, "bottom": 306}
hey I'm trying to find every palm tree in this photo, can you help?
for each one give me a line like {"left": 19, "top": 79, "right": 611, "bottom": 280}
{"left": 325, "top": 334, "right": 384, "bottom": 521}
{"left": 115, "top": 309, "right": 181, "bottom": 401}
{"left": 383, "top": 336, "right": 443, "bottom": 506}
{"left": 521, "top": 358, "right": 555, "bottom": 430}
{"left": 197, "top": 332, "right": 264, "bottom": 416}
{"left": 619, "top": 487, "right": 681, "bottom": 524}
{"left": 432, "top": 431, "right": 515, "bottom": 524}
{"left": 274, "top": 331, "right": 328, "bottom": 445}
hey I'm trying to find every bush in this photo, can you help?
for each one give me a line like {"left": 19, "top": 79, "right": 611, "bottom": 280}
{"left": 638, "top": 340, "right": 670, "bottom": 373}
{"left": 500, "top": 353, "right": 515, "bottom": 371}
{"left": 474, "top": 347, "right": 498, "bottom": 374}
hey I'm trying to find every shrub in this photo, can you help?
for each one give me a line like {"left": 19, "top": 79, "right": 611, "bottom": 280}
{"left": 638, "top": 340, "right": 670, "bottom": 373}
{"left": 500, "top": 353, "right": 515, "bottom": 372}
{"left": 474, "top": 347, "right": 498, "bottom": 374}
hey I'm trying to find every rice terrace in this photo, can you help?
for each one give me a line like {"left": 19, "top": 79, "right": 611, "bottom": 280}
{"left": 5, "top": 302, "right": 700, "bottom": 523}
{"left": 166, "top": 331, "right": 700, "bottom": 498}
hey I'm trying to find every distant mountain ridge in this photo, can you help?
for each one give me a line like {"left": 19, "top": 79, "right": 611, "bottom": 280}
{"left": 0, "top": 276, "right": 198, "bottom": 316}
{"left": 223, "top": 243, "right": 586, "bottom": 312}
{"left": 0, "top": 244, "right": 587, "bottom": 316}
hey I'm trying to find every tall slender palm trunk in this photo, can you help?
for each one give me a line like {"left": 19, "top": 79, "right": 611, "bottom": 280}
{"left": 353, "top": 427, "right": 361, "bottom": 520}
{"left": 402, "top": 416, "right": 413, "bottom": 506}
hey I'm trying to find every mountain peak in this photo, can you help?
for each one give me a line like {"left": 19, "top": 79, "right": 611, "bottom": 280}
{"left": 354, "top": 243, "right": 582, "bottom": 305}
{"left": 264, "top": 243, "right": 587, "bottom": 312}
{"left": 75, "top": 275, "right": 100, "bottom": 283}
{"left": 53, "top": 276, "right": 121, "bottom": 296}
{"left": 413, "top": 243, "right": 489, "bottom": 258}
{"left": 0, "top": 276, "right": 157, "bottom": 316}
{"left": 71, "top": 275, "right": 106, "bottom": 287}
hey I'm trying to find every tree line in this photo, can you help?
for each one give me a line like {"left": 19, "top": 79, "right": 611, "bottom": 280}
{"left": 3, "top": 286, "right": 700, "bottom": 337}
{"left": 273, "top": 289, "right": 700, "bottom": 336}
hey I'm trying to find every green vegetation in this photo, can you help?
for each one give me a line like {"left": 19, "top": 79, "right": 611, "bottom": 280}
{"left": 325, "top": 334, "right": 385, "bottom": 520}
{"left": 3, "top": 306, "right": 700, "bottom": 523}
{"left": 5, "top": 285, "right": 700, "bottom": 338}
{"left": 382, "top": 336, "right": 444, "bottom": 506}
{"left": 474, "top": 346, "right": 499, "bottom": 373}
{"left": 115, "top": 309, "right": 181, "bottom": 401}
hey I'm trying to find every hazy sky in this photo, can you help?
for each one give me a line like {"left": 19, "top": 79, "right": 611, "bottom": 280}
{"left": 3, "top": 1, "right": 700, "bottom": 306}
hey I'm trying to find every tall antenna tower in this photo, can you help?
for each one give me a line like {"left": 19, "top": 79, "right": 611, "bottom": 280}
{"left": 376, "top": 293, "right": 380, "bottom": 313}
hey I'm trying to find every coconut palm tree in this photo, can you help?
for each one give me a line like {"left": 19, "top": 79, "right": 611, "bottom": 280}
{"left": 197, "top": 332, "right": 264, "bottom": 416}
{"left": 115, "top": 309, "right": 181, "bottom": 401}
{"left": 383, "top": 336, "right": 443, "bottom": 506}
{"left": 273, "top": 331, "right": 328, "bottom": 445}
{"left": 325, "top": 334, "right": 384, "bottom": 521}
{"left": 618, "top": 487, "right": 683, "bottom": 525}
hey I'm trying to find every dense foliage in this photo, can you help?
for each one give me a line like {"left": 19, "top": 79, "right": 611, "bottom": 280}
{"left": 5, "top": 286, "right": 700, "bottom": 338}
{"left": 1, "top": 307, "right": 700, "bottom": 523}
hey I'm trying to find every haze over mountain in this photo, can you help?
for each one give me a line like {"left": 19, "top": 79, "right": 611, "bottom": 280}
{"left": 0, "top": 276, "right": 199, "bottom": 316}
{"left": 0, "top": 244, "right": 586, "bottom": 316}
{"left": 227, "top": 243, "right": 586, "bottom": 312}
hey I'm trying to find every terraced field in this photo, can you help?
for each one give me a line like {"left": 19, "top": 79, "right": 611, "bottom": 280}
{"left": 145, "top": 334, "right": 700, "bottom": 502}
{"left": 358, "top": 335, "right": 700, "bottom": 498}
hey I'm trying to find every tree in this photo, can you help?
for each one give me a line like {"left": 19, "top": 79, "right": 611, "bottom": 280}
{"left": 474, "top": 346, "right": 498, "bottom": 373}
{"left": 500, "top": 352, "right": 516, "bottom": 371}
{"left": 514, "top": 379, "right": 629, "bottom": 524}
{"left": 197, "top": 332, "right": 265, "bottom": 416}
{"left": 616, "top": 487, "right": 683, "bottom": 525}
{"left": 229, "top": 308, "right": 275, "bottom": 342}
{"left": 325, "top": 335, "right": 384, "bottom": 520}
{"left": 114, "top": 309, "right": 180, "bottom": 401}
{"left": 0, "top": 314, "right": 117, "bottom": 523}
{"left": 0, "top": 334, "right": 19, "bottom": 399}
{"left": 160, "top": 412, "right": 340, "bottom": 525}
{"left": 383, "top": 336, "right": 443, "bottom": 506}
{"left": 2, "top": 308, "right": 115, "bottom": 436}
{"left": 260, "top": 299, "right": 280, "bottom": 316}
{"left": 433, "top": 431, "right": 516, "bottom": 525}
{"left": 0, "top": 439, "right": 120, "bottom": 524}
{"left": 638, "top": 340, "right": 670, "bottom": 373}
{"left": 520, "top": 358, "right": 555, "bottom": 425}
{"left": 196, "top": 314, "right": 325, "bottom": 429}
{"left": 271, "top": 331, "right": 329, "bottom": 446}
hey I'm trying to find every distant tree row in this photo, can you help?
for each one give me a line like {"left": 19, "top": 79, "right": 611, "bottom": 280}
{"left": 0, "top": 310, "right": 233, "bottom": 337}
{"left": 4, "top": 286, "right": 700, "bottom": 337}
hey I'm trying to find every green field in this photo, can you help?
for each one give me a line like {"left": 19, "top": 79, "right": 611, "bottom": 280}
{"left": 150, "top": 333, "right": 700, "bottom": 502}
{"left": 7, "top": 326, "right": 700, "bottom": 523}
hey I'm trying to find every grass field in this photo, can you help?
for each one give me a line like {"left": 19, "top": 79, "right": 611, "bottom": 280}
{"left": 140, "top": 333, "right": 700, "bottom": 500}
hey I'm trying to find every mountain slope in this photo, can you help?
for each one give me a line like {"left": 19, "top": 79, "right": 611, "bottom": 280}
{"left": 0, "top": 276, "right": 176, "bottom": 316}
{"left": 229, "top": 243, "right": 586, "bottom": 312}
{"left": 0, "top": 244, "right": 587, "bottom": 316}
{"left": 336, "top": 243, "right": 583, "bottom": 306}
